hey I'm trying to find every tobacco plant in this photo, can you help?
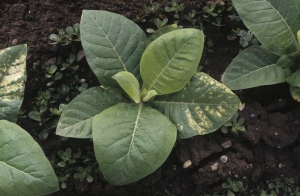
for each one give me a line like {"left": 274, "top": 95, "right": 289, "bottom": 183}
{"left": 0, "top": 45, "right": 59, "bottom": 195}
{"left": 56, "top": 10, "right": 240, "bottom": 185}
{"left": 222, "top": 0, "right": 300, "bottom": 101}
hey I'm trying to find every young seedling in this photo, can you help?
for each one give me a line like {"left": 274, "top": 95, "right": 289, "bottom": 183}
{"left": 56, "top": 10, "right": 240, "bottom": 185}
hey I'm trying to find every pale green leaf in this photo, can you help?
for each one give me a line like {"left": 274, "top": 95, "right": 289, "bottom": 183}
{"left": 150, "top": 72, "right": 240, "bottom": 139}
{"left": 56, "top": 87, "right": 125, "bottom": 138}
{"left": 0, "top": 120, "right": 59, "bottom": 196}
{"left": 112, "top": 71, "right": 140, "bottom": 103}
{"left": 286, "top": 69, "right": 300, "bottom": 87}
{"left": 142, "top": 90, "right": 158, "bottom": 102}
{"left": 222, "top": 45, "right": 291, "bottom": 90}
{"left": 80, "top": 10, "right": 147, "bottom": 87}
{"left": 232, "top": 0, "right": 300, "bottom": 56}
{"left": 0, "top": 45, "right": 27, "bottom": 122}
{"left": 290, "top": 85, "right": 300, "bottom": 102}
{"left": 92, "top": 103, "right": 177, "bottom": 185}
{"left": 298, "top": 30, "right": 300, "bottom": 45}
{"left": 146, "top": 24, "right": 179, "bottom": 46}
{"left": 141, "top": 29, "right": 204, "bottom": 95}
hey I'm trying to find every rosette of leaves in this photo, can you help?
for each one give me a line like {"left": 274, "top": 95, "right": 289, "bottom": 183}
{"left": 222, "top": 0, "right": 300, "bottom": 102}
{"left": 56, "top": 10, "right": 240, "bottom": 185}
{"left": 0, "top": 45, "right": 59, "bottom": 195}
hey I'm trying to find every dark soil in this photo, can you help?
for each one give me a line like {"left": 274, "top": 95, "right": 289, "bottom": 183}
{"left": 1, "top": 0, "right": 300, "bottom": 196}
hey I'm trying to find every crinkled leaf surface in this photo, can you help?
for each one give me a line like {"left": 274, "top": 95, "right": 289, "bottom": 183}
{"left": 290, "top": 85, "right": 300, "bottom": 102}
{"left": 150, "top": 72, "right": 240, "bottom": 139}
{"left": 222, "top": 45, "right": 291, "bottom": 90}
{"left": 80, "top": 10, "right": 147, "bottom": 87}
{"left": 56, "top": 87, "right": 125, "bottom": 138}
{"left": 232, "top": 0, "right": 300, "bottom": 56}
{"left": 286, "top": 69, "right": 300, "bottom": 87}
{"left": 0, "top": 120, "right": 59, "bottom": 196}
{"left": 0, "top": 45, "right": 27, "bottom": 122}
{"left": 141, "top": 29, "right": 204, "bottom": 95}
{"left": 145, "top": 24, "right": 179, "bottom": 46}
{"left": 92, "top": 103, "right": 176, "bottom": 185}
{"left": 112, "top": 71, "right": 140, "bottom": 103}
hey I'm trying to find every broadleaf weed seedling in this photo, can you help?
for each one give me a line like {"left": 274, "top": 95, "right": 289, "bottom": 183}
{"left": 28, "top": 52, "right": 88, "bottom": 140}
{"left": 222, "top": 178, "right": 245, "bottom": 196}
{"left": 221, "top": 113, "right": 245, "bottom": 134}
{"left": 49, "top": 23, "right": 80, "bottom": 45}
{"left": 164, "top": 0, "right": 184, "bottom": 19}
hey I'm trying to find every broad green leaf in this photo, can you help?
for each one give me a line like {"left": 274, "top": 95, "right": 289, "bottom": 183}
{"left": 56, "top": 87, "right": 125, "bottom": 138}
{"left": 222, "top": 45, "right": 291, "bottom": 90}
{"left": 145, "top": 24, "right": 179, "bottom": 46}
{"left": 141, "top": 29, "right": 204, "bottom": 95}
{"left": 150, "top": 72, "right": 240, "bottom": 139}
{"left": 0, "top": 45, "right": 27, "bottom": 122}
{"left": 286, "top": 69, "right": 300, "bottom": 87}
{"left": 232, "top": 0, "right": 300, "bottom": 56}
{"left": 0, "top": 120, "right": 59, "bottom": 196}
{"left": 112, "top": 71, "right": 140, "bottom": 103}
{"left": 80, "top": 10, "right": 147, "bottom": 87}
{"left": 92, "top": 103, "right": 176, "bottom": 185}
{"left": 290, "top": 85, "right": 300, "bottom": 102}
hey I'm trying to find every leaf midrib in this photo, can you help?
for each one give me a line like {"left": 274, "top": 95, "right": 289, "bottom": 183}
{"left": 87, "top": 13, "right": 128, "bottom": 71}
{"left": 117, "top": 103, "right": 143, "bottom": 177}
{"left": 224, "top": 63, "right": 284, "bottom": 85}
{"left": 0, "top": 160, "right": 36, "bottom": 178}
{"left": 128, "top": 103, "right": 142, "bottom": 156}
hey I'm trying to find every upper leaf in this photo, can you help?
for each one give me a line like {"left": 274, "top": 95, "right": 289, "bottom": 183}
{"left": 80, "top": 10, "right": 147, "bottom": 87}
{"left": 0, "top": 120, "right": 59, "bottom": 196}
{"left": 0, "top": 45, "right": 27, "bottom": 122}
{"left": 222, "top": 45, "right": 292, "bottom": 90}
{"left": 56, "top": 87, "right": 125, "bottom": 138}
{"left": 232, "top": 0, "right": 300, "bottom": 56}
{"left": 150, "top": 72, "right": 240, "bottom": 139}
{"left": 92, "top": 103, "right": 177, "bottom": 185}
{"left": 145, "top": 24, "right": 179, "bottom": 46}
{"left": 141, "top": 29, "right": 204, "bottom": 95}
{"left": 112, "top": 71, "right": 140, "bottom": 103}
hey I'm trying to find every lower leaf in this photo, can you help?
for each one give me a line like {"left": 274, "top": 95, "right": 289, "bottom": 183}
{"left": 290, "top": 85, "right": 300, "bottom": 102}
{"left": 0, "top": 120, "right": 59, "bottom": 196}
{"left": 286, "top": 69, "right": 300, "bottom": 88}
{"left": 150, "top": 72, "right": 240, "bottom": 139}
{"left": 92, "top": 103, "right": 177, "bottom": 185}
{"left": 0, "top": 45, "right": 27, "bottom": 122}
{"left": 221, "top": 45, "right": 291, "bottom": 90}
{"left": 56, "top": 87, "right": 125, "bottom": 138}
